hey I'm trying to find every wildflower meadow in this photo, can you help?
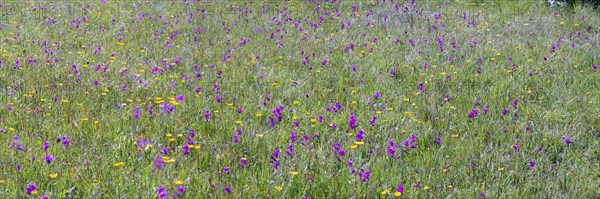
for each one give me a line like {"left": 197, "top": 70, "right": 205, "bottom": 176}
{"left": 0, "top": 0, "right": 598, "bottom": 198}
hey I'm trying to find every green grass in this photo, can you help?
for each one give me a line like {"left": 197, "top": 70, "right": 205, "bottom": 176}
{"left": 0, "top": 0, "right": 598, "bottom": 198}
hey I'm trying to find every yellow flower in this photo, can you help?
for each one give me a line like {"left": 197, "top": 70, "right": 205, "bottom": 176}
{"left": 393, "top": 191, "right": 402, "bottom": 197}
{"left": 293, "top": 100, "right": 299, "bottom": 105}
{"left": 289, "top": 171, "right": 299, "bottom": 175}
{"left": 173, "top": 180, "right": 184, "bottom": 185}
{"left": 113, "top": 162, "right": 124, "bottom": 167}
{"left": 165, "top": 159, "right": 175, "bottom": 163}
{"left": 380, "top": 189, "right": 390, "bottom": 195}
{"left": 48, "top": 173, "right": 59, "bottom": 179}
{"left": 256, "top": 113, "right": 262, "bottom": 117}
{"left": 350, "top": 145, "right": 358, "bottom": 149}
{"left": 31, "top": 190, "right": 38, "bottom": 195}
{"left": 256, "top": 134, "right": 264, "bottom": 138}
{"left": 274, "top": 186, "right": 283, "bottom": 191}
{"left": 424, "top": 185, "right": 429, "bottom": 190}
{"left": 498, "top": 167, "right": 505, "bottom": 172}
{"left": 354, "top": 141, "right": 365, "bottom": 145}
{"left": 310, "top": 118, "right": 317, "bottom": 123}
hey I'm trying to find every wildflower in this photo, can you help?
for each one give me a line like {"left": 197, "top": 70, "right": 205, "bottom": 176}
{"left": 562, "top": 136, "right": 572, "bottom": 144}
{"left": 468, "top": 109, "right": 478, "bottom": 118}
{"left": 40, "top": 140, "right": 48, "bottom": 152}
{"left": 176, "top": 186, "right": 185, "bottom": 197}
{"left": 527, "top": 161, "right": 535, "bottom": 170}
{"left": 153, "top": 156, "right": 165, "bottom": 171}
{"left": 435, "top": 137, "right": 441, "bottom": 145}
{"left": 48, "top": 173, "right": 58, "bottom": 179}
{"left": 157, "top": 187, "right": 167, "bottom": 199}
{"left": 17, "top": 164, "right": 21, "bottom": 172}
{"left": 26, "top": 183, "right": 36, "bottom": 195}
{"left": 393, "top": 184, "right": 403, "bottom": 197}
{"left": 133, "top": 106, "right": 141, "bottom": 120}
{"left": 44, "top": 154, "right": 55, "bottom": 164}
{"left": 356, "top": 129, "right": 365, "bottom": 141}
{"left": 348, "top": 114, "right": 357, "bottom": 130}
{"left": 290, "top": 131, "right": 296, "bottom": 143}
{"left": 223, "top": 187, "right": 231, "bottom": 194}
{"left": 204, "top": 110, "right": 210, "bottom": 121}
{"left": 224, "top": 166, "right": 230, "bottom": 174}
{"left": 358, "top": 168, "right": 370, "bottom": 182}
{"left": 135, "top": 138, "right": 149, "bottom": 150}
{"left": 239, "top": 157, "right": 247, "bottom": 168}
{"left": 182, "top": 145, "right": 189, "bottom": 155}
{"left": 62, "top": 135, "right": 70, "bottom": 148}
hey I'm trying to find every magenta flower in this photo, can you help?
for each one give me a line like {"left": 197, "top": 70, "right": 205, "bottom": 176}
{"left": 397, "top": 184, "right": 404, "bottom": 194}
{"left": 176, "top": 186, "right": 185, "bottom": 198}
{"left": 562, "top": 136, "right": 572, "bottom": 144}
{"left": 468, "top": 109, "right": 478, "bottom": 118}
{"left": 357, "top": 168, "right": 370, "bottom": 182}
{"left": 153, "top": 156, "right": 165, "bottom": 171}
{"left": 204, "top": 110, "right": 211, "bottom": 121}
{"left": 157, "top": 186, "right": 167, "bottom": 199}
{"left": 133, "top": 106, "right": 141, "bottom": 120}
{"left": 223, "top": 187, "right": 231, "bottom": 194}
{"left": 26, "top": 183, "right": 36, "bottom": 195}
{"left": 135, "top": 138, "right": 148, "bottom": 149}
{"left": 348, "top": 114, "right": 357, "bottom": 130}
{"left": 44, "top": 154, "right": 55, "bottom": 164}
{"left": 43, "top": 140, "right": 49, "bottom": 152}
{"left": 62, "top": 135, "right": 70, "bottom": 148}
{"left": 182, "top": 145, "right": 189, "bottom": 155}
